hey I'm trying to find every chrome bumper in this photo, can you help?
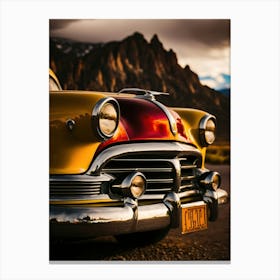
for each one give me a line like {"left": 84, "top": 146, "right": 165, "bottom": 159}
{"left": 50, "top": 189, "right": 228, "bottom": 239}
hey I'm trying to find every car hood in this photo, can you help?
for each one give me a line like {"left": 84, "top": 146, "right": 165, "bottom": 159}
{"left": 95, "top": 95, "right": 191, "bottom": 155}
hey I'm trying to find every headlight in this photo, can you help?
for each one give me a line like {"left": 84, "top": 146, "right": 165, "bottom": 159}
{"left": 111, "top": 172, "right": 146, "bottom": 199}
{"left": 199, "top": 115, "right": 216, "bottom": 146}
{"left": 130, "top": 173, "right": 146, "bottom": 198}
{"left": 199, "top": 171, "right": 221, "bottom": 191}
{"left": 92, "top": 97, "right": 120, "bottom": 140}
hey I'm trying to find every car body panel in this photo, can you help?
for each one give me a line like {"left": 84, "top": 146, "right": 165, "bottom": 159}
{"left": 49, "top": 69, "right": 228, "bottom": 241}
{"left": 50, "top": 90, "right": 208, "bottom": 174}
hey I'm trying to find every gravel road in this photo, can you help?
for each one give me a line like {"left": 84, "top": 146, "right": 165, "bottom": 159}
{"left": 50, "top": 164, "right": 230, "bottom": 261}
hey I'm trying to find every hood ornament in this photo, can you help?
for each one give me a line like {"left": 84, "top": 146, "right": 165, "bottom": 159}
{"left": 118, "top": 88, "right": 169, "bottom": 101}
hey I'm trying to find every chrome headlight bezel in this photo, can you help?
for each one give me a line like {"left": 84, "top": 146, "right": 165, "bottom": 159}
{"left": 199, "top": 171, "right": 221, "bottom": 191}
{"left": 111, "top": 172, "right": 147, "bottom": 199}
{"left": 199, "top": 115, "right": 216, "bottom": 146}
{"left": 92, "top": 97, "right": 120, "bottom": 140}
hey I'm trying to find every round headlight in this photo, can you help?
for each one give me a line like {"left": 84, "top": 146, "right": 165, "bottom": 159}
{"left": 199, "top": 115, "right": 216, "bottom": 146}
{"left": 92, "top": 98, "right": 120, "bottom": 140}
{"left": 199, "top": 171, "right": 221, "bottom": 191}
{"left": 111, "top": 172, "right": 146, "bottom": 199}
{"left": 130, "top": 174, "right": 146, "bottom": 198}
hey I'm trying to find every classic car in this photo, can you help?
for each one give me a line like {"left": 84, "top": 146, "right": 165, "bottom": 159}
{"left": 49, "top": 69, "right": 228, "bottom": 245}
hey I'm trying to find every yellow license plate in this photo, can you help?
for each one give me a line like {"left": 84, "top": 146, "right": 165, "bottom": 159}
{"left": 181, "top": 204, "right": 208, "bottom": 234}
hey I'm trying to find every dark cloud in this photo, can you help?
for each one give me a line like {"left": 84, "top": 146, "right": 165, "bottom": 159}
{"left": 49, "top": 19, "right": 80, "bottom": 31}
{"left": 159, "top": 19, "right": 230, "bottom": 48}
{"left": 49, "top": 19, "right": 229, "bottom": 48}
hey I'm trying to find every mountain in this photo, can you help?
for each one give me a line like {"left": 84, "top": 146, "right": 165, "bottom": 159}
{"left": 217, "top": 88, "right": 230, "bottom": 97}
{"left": 50, "top": 33, "right": 230, "bottom": 141}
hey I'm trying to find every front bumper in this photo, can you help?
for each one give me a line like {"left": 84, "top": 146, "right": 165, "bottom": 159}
{"left": 50, "top": 142, "right": 229, "bottom": 239}
{"left": 50, "top": 189, "right": 228, "bottom": 239}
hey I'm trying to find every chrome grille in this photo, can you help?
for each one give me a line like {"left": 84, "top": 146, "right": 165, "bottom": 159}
{"left": 101, "top": 154, "right": 199, "bottom": 195}
{"left": 179, "top": 158, "right": 198, "bottom": 192}
{"left": 50, "top": 180, "right": 101, "bottom": 197}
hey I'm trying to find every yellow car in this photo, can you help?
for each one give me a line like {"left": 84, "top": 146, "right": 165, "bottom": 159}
{"left": 49, "top": 69, "right": 228, "bottom": 244}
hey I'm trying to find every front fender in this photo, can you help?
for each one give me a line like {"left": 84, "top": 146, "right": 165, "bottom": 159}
{"left": 171, "top": 108, "right": 211, "bottom": 167}
{"left": 50, "top": 91, "right": 106, "bottom": 174}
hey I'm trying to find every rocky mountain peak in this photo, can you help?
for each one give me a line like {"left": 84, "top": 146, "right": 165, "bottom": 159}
{"left": 150, "top": 34, "right": 163, "bottom": 47}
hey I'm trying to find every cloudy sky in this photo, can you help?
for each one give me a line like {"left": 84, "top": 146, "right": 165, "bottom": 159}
{"left": 50, "top": 19, "right": 230, "bottom": 90}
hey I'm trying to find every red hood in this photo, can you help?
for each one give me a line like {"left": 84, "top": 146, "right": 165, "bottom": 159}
{"left": 95, "top": 97, "right": 190, "bottom": 154}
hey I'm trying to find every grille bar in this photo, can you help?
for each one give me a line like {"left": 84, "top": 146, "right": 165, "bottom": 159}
{"left": 179, "top": 158, "right": 197, "bottom": 192}
{"left": 50, "top": 191, "right": 100, "bottom": 196}
{"left": 102, "top": 167, "right": 172, "bottom": 173}
{"left": 147, "top": 178, "right": 174, "bottom": 184}
{"left": 50, "top": 180, "right": 101, "bottom": 197}
{"left": 181, "top": 165, "right": 196, "bottom": 170}
{"left": 145, "top": 188, "right": 172, "bottom": 193}
{"left": 181, "top": 175, "right": 196, "bottom": 181}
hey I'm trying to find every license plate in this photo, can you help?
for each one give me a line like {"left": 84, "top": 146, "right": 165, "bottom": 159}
{"left": 181, "top": 203, "right": 208, "bottom": 234}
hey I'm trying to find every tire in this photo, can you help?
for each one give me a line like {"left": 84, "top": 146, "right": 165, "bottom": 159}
{"left": 115, "top": 227, "right": 170, "bottom": 247}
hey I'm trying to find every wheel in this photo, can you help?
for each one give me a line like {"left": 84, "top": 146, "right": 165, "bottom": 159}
{"left": 115, "top": 227, "right": 170, "bottom": 247}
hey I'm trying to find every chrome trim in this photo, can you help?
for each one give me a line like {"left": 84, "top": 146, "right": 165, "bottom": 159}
{"left": 65, "top": 119, "right": 75, "bottom": 131}
{"left": 91, "top": 97, "right": 120, "bottom": 140}
{"left": 178, "top": 189, "right": 201, "bottom": 198}
{"left": 163, "top": 192, "right": 181, "bottom": 227}
{"left": 203, "top": 189, "right": 219, "bottom": 221}
{"left": 50, "top": 194, "right": 117, "bottom": 202}
{"left": 199, "top": 171, "right": 221, "bottom": 191}
{"left": 150, "top": 99, "right": 177, "bottom": 135}
{"left": 102, "top": 167, "right": 173, "bottom": 173}
{"left": 50, "top": 173, "right": 113, "bottom": 199}
{"left": 138, "top": 189, "right": 201, "bottom": 200}
{"left": 199, "top": 114, "right": 216, "bottom": 146}
{"left": 50, "top": 173, "right": 113, "bottom": 184}
{"left": 216, "top": 189, "right": 229, "bottom": 205}
{"left": 203, "top": 189, "right": 218, "bottom": 200}
{"left": 50, "top": 200, "right": 170, "bottom": 238}
{"left": 89, "top": 142, "right": 201, "bottom": 175}
{"left": 118, "top": 88, "right": 169, "bottom": 100}
{"left": 91, "top": 142, "right": 201, "bottom": 195}
{"left": 147, "top": 178, "right": 174, "bottom": 184}
{"left": 181, "top": 200, "right": 207, "bottom": 208}
{"left": 50, "top": 190, "right": 220, "bottom": 237}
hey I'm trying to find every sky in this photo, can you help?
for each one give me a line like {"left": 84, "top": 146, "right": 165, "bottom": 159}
{"left": 50, "top": 19, "right": 230, "bottom": 90}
